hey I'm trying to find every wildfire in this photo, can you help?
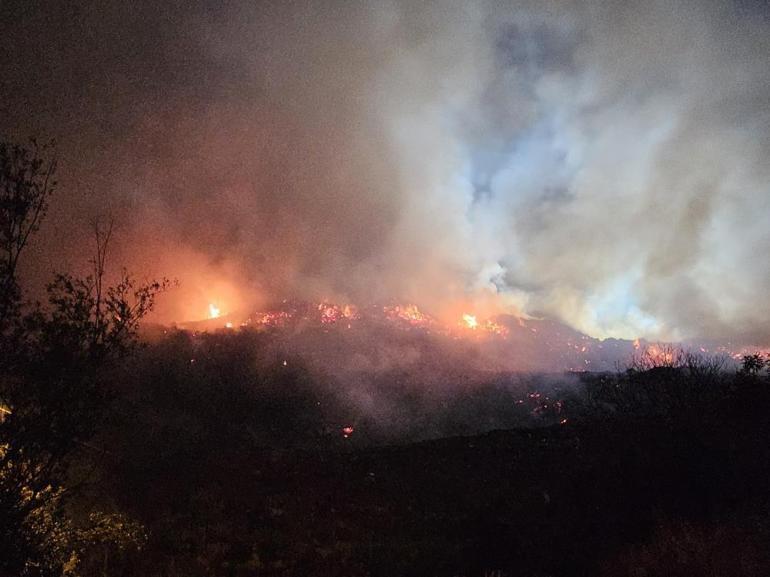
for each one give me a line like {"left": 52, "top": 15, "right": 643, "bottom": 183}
{"left": 342, "top": 304, "right": 360, "bottom": 320}
{"left": 644, "top": 343, "right": 677, "bottom": 366}
{"left": 383, "top": 304, "right": 430, "bottom": 326}
{"left": 182, "top": 297, "right": 764, "bottom": 373}
{"left": 483, "top": 319, "right": 509, "bottom": 337}
{"left": 317, "top": 303, "right": 360, "bottom": 324}
{"left": 252, "top": 310, "right": 292, "bottom": 327}
{"left": 458, "top": 313, "right": 509, "bottom": 336}
{"left": 318, "top": 303, "right": 340, "bottom": 324}
{"left": 197, "top": 299, "right": 520, "bottom": 341}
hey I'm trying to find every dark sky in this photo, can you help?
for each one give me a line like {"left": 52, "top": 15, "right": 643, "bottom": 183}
{"left": 1, "top": 0, "right": 769, "bottom": 344}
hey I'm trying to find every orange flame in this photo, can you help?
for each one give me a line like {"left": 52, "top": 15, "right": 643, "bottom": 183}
{"left": 384, "top": 304, "right": 429, "bottom": 326}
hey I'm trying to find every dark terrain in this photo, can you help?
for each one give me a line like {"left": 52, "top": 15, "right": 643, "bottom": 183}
{"left": 80, "top": 329, "right": 770, "bottom": 577}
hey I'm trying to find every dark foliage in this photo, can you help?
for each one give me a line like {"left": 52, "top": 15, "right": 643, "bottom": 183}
{"left": 0, "top": 139, "right": 56, "bottom": 328}
{"left": 0, "top": 139, "right": 165, "bottom": 577}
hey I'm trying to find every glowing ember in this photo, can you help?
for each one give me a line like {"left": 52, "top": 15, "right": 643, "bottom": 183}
{"left": 462, "top": 313, "right": 478, "bottom": 329}
{"left": 252, "top": 310, "right": 292, "bottom": 327}
{"left": 342, "top": 426, "right": 355, "bottom": 438}
{"left": 483, "top": 319, "right": 509, "bottom": 337}
{"left": 209, "top": 303, "right": 221, "bottom": 319}
{"left": 384, "top": 304, "right": 430, "bottom": 326}
{"left": 342, "top": 304, "right": 360, "bottom": 319}
{"left": 316, "top": 302, "right": 359, "bottom": 324}
{"left": 318, "top": 302, "right": 341, "bottom": 324}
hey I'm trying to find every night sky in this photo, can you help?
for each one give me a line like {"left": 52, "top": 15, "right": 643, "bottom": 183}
{"left": 1, "top": 0, "right": 769, "bottom": 344}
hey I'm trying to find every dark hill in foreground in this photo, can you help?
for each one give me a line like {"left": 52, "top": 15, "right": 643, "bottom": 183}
{"left": 101, "top": 365, "right": 770, "bottom": 577}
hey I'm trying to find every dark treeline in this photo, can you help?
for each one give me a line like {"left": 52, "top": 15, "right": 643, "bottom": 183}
{"left": 2, "top": 139, "right": 770, "bottom": 576}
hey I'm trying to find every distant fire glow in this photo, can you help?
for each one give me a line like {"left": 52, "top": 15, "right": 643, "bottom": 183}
{"left": 169, "top": 297, "right": 769, "bottom": 373}
{"left": 200, "top": 300, "right": 517, "bottom": 341}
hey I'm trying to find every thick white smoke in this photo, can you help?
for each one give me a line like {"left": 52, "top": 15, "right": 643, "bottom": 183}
{"left": 1, "top": 0, "right": 768, "bottom": 344}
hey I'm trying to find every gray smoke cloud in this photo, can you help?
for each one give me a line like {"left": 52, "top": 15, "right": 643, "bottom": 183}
{"left": 1, "top": 0, "right": 768, "bottom": 344}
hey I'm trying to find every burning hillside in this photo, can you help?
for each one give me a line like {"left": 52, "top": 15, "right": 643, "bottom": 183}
{"left": 171, "top": 298, "right": 766, "bottom": 375}
{"left": 176, "top": 299, "right": 637, "bottom": 373}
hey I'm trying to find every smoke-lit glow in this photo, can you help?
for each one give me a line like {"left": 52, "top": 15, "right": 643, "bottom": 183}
{"left": 4, "top": 1, "right": 768, "bottom": 348}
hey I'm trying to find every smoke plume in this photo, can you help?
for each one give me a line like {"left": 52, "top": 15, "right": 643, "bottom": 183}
{"left": 1, "top": 0, "right": 768, "bottom": 344}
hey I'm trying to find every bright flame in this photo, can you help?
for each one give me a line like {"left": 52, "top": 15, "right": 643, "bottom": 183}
{"left": 462, "top": 313, "right": 478, "bottom": 329}
{"left": 209, "top": 303, "right": 221, "bottom": 319}
{"left": 383, "top": 304, "right": 430, "bottom": 326}
{"left": 644, "top": 343, "right": 676, "bottom": 366}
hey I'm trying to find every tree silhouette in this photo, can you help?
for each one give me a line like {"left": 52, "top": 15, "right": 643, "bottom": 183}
{"left": 739, "top": 353, "right": 766, "bottom": 377}
{"left": 0, "top": 138, "right": 56, "bottom": 332}
{"left": 0, "top": 138, "right": 167, "bottom": 577}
